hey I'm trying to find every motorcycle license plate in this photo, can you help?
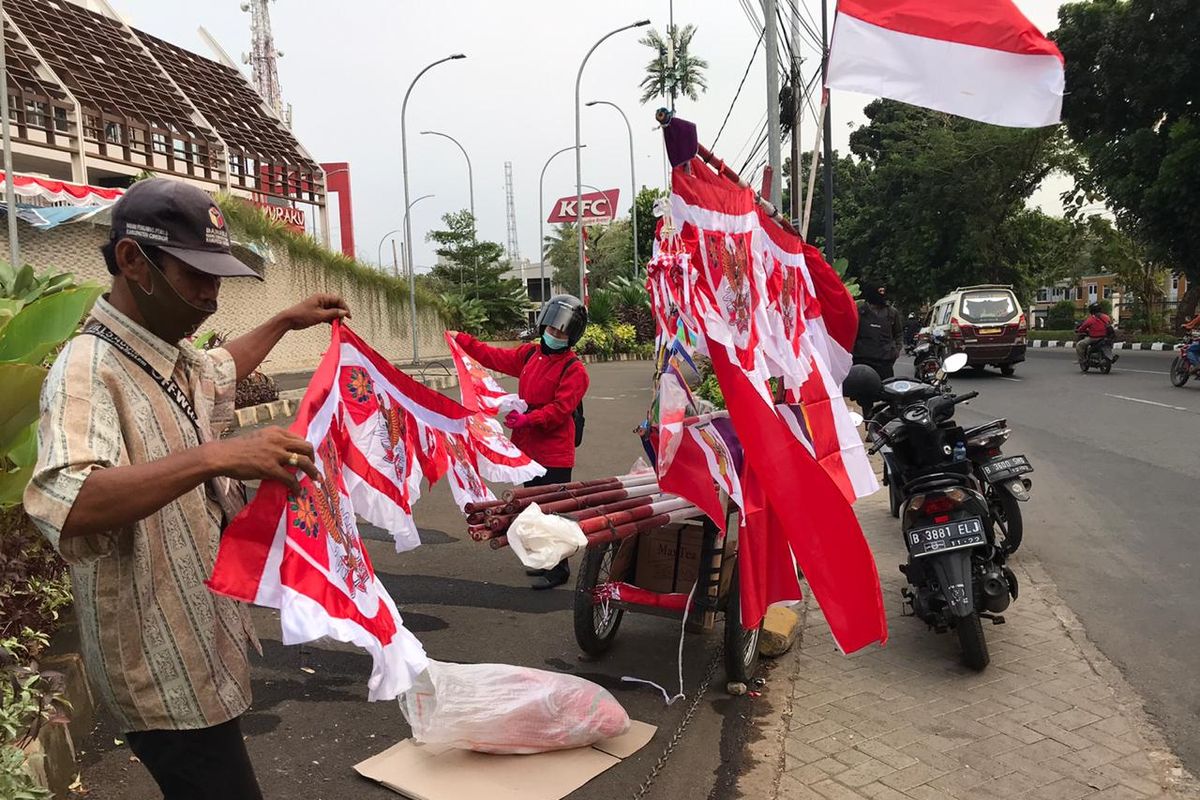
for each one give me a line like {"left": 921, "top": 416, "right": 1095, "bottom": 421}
{"left": 906, "top": 518, "right": 985, "bottom": 558}
{"left": 978, "top": 327, "right": 1001, "bottom": 335}
{"left": 980, "top": 454, "right": 1033, "bottom": 483}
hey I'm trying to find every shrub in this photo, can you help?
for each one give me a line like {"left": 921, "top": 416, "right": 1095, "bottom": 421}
{"left": 1045, "top": 300, "right": 1078, "bottom": 330}
{"left": 194, "top": 331, "right": 280, "bottom": 409}
{"left": 575, "top": 324, "right": 613, "bottom": 357}
{"left": 609, "top": 323, "right": 637, "bottom": 353}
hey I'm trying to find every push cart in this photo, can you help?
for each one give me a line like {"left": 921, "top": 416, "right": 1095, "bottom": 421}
{"left": 571, "top": 502, "right": 764, "bottom": 685}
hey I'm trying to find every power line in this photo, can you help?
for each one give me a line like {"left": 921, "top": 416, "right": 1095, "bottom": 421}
{"left": 731, "top": 109, "right": 768, "bottom": 167}
{"left": 711, "top": 29, "right": 766, "bottom": 151}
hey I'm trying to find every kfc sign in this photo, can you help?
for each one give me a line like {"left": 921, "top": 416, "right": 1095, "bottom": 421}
{"left": 547, "top": 188, "right": 620, "bottom": 224}
{"left": 255, "top": 202, "right": 306, "bottom": 233}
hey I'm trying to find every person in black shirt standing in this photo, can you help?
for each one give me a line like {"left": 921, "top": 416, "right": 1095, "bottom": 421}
{"left": 853, "top": 283, "right": 903, "bottom": 380}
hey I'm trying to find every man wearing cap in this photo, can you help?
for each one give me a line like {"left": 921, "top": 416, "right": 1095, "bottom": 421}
{"left": 25, "top": 179, "right": 349, "bottom": 799}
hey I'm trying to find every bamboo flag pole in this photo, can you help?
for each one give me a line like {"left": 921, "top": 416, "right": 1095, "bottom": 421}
{"left": 801, "top": 92, "right": 828, "bottom": 239}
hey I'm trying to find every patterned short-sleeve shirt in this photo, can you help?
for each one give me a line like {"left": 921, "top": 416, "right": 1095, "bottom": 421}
{"left": 24, "top": 296, "right": 258, "bottom": 732}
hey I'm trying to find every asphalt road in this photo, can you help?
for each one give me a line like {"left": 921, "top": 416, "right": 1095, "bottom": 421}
{"left": 933, "top": 347, "right": 1200, "bottom": 774}
{"left": 74, "top": 361, "right": 771, "bottom": 800}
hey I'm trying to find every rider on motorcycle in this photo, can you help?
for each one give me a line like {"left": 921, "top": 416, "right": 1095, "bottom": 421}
{"left": 1184, "top": 312, "right": 1200, "bottom": 367}
{"left": 1075, "top": 303, "right": 1116, "bottom": 365}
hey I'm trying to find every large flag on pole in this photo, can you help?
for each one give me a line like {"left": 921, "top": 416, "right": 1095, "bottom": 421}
{"left": 826, "top": 0, "right": 1065, "bottom": 128}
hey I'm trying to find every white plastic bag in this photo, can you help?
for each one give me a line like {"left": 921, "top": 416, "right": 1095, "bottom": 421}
{"left": 399, "top": 660, "right": 631, "bottom": 754}
{"left": 506, "top": 502, "right": 587, "bottom": 570}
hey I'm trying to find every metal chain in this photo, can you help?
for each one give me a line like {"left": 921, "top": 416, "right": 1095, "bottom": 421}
{"left": 630, "top": 642, "right": 725, "bottom": 800}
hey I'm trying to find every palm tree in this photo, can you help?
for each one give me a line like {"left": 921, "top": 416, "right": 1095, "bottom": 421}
{"left": 639, "top": 24, "right": 709, "bottom": 106}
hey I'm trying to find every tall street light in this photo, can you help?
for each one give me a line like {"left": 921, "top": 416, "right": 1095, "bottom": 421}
{"left": 421, "top": 130, "right": 474, "bottom": 288}
{"left": 401, "top": 193, "right": 435, "bottom": 358}
{"left": 402, "top": 53, "right": 465, "bottom": 362}
{"left": 586, "top": 100, "right": 639, "bottom": 279}
{"left": 539, "top": 144, "right": 585, "bottom": 307}
{"left": 575, "top": 20, "right": 649, "bottom": 298}
{"left": 377, "top": 193, "right": 436, "bottom": 272}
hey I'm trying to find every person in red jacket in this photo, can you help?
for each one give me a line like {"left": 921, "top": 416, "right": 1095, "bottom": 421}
{"left": 456, "top": 294, "right": 590, "bottom": 589}
{"left": 1075, "top": 302, "right": 1117, "bottom": 365}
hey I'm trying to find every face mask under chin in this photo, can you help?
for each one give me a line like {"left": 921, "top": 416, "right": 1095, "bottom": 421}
{"left": 129, "top": 257, "right": 216, "bottom": 343}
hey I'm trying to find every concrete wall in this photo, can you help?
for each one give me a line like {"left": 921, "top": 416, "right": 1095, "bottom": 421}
{"left": 16, "top": 222, "right": 449, "bottom": 374}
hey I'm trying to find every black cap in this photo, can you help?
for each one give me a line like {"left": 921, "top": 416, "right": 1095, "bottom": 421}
{"left": 109, "top": 179, "right": 262, "bottom": 280}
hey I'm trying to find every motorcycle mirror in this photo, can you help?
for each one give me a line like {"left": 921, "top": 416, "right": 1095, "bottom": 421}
{"left": 843, "top": 364, "right": 883, "bottom": 403}
{"left": 848, "top": 411, "right": 864, "bottom": 427}
{"left": 942, "top": 353, "right": 969, "bottom": 373}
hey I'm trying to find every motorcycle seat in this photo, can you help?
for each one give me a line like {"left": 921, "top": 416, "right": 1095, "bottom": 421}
{"left": 964, "top": 420, "right": 1007, "bottom": 438}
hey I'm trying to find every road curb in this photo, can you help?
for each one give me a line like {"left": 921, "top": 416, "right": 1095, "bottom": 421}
{"left": 1030, "top": 339, "right": 1174, "bottom": 351}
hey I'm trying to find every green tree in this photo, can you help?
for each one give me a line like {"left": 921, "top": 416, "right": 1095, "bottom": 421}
{"left": 829, "top": 100, "right": 1063, "bottom": 310}
{"left": 638, "top": 24, "right": 709, "bottom": 106}
{"left": 586, "top": 219, "right": 635, "bottom": 287}
{"left": 543, "top": 223, "right": 579, "bottom": 292}
{"left": 426, "top": 209, "right": 504, "bottom": 292}
{"left": 1054, "top": 0, "right": 1200, "bottom": 325}
{"left": 633, "top": 186, "right": 665, "bottom": 268}
{"left": 426, "top": 210, "right": 526, "bottom": 336}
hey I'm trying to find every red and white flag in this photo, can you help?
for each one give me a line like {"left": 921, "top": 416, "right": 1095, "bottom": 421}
{"left": 208, "top": 323, "right": 473, "bottom": 699}
{"left": 827, "top": 0, "right": 1064, "bottom": 128}
{"left": 445, "top": 332, "right": 546, "bottom": 487}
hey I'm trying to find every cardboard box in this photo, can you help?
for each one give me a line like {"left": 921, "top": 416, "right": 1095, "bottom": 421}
{"left": 354, "top": 721, "right": 657, "bottom": 800}
{"left": 634, "top": 522, "right": 704, "bottom": 594}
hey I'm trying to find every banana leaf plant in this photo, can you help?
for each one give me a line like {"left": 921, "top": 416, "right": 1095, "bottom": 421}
{"left": 0, "top": 265, "right": 103, "bottom": 507}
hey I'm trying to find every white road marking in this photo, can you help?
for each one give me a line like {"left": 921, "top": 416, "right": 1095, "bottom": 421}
{"left": 1119, "top": 368, "right": 1171, "bottom": 375}
{"left": 1104, "top": 393, "right": 1189, "bottom": 412}
{"left": 997, "top": 377, "right": 1023, "bottom": 383}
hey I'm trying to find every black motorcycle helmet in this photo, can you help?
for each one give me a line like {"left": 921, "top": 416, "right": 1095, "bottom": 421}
{"left": 536, "top": 294, "right": 588, "bottom": 347}
{"left": 842, "top": 364, "right": 883, "bottom": 406}
{"left": 1088, "top": 302, "right": 1103, "bottom": 315}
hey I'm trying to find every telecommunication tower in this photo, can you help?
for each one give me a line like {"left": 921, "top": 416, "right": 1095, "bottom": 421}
{"left": 241, "top": 0, "right": 290, "bottom": 127}
{"left": 504, "top": 161, "right": 520, "bottom": 262}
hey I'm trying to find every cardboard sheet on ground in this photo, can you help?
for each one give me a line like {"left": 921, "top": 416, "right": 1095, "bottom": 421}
{"left": 354, "top": 720, "right": 656, "bottom": 800}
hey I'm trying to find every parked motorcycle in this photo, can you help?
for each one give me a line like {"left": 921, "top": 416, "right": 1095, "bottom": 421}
{"left": 1169, "top": 336, "right": 1200, "bottom": 388}
{"left": 912, "top": 330, "right": 948, "bottom": 383}
{"left": 1077, "top": 333, "right": 1117, "bottom": 374}
{"left": 849, "top": 354, "right": 1023, "bottom": 671}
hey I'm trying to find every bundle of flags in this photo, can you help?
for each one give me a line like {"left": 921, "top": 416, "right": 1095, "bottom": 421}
{"left": 647, "top": 156, "right": 886, "bottom": 654}
{"left": 208, "top": 323, "right": 543, "bottom": 699}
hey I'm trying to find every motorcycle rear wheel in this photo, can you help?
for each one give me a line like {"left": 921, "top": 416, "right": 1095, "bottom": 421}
{"left": 991, "top": 488, "right": 1023, "bottom": 554}
{"left": 956, "top": 612, "right": 990, "bottom": 671}
{"left": 1170, "top": 357, "right": 1190, "bottom": 387}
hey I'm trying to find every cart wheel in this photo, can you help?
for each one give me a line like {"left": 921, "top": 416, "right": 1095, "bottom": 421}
{"left": 573, "top": 542, "right": 625, "bottom": 656}
{"left": 723, "top": 562, "right": 763, "bottom": 684}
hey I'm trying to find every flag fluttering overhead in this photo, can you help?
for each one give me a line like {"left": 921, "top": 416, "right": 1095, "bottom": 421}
{"left": 208, "top": 323, "right": 474, "bottom": 700}
{"left": 647, "top": 153, "right": 886, "bottom": 652}
{"left": 826, "top": 0, "right": 1064, "bottom": 128}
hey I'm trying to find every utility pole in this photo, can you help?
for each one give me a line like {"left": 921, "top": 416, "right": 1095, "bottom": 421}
{"left": 0, "top": 0, "right": 18, "bottom": 269}
{"left": 789, "top": 3, "right": 803, "bottom": 227}
{"left": 763, "top": 0, "right": 783, "bottom": 208}
{"left": 821, "top": 0, "right": 835, "bottom": 261}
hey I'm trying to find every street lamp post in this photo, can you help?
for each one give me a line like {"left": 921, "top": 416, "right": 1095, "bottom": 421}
{"left": 376, "top": 193, "right": 435, "bottom": 273}
{"left": 539, "top": 144, "right": 585, "bottom": 307}
{"left": 402, "top": 53, "right": 465, "bottom": 363}
{"left": 421, "top": 130, "right": 474, "bottom": 287}
{"left": 586, "top": 100, "right": 639, "bottom": 279}
{"left": 575, "top": 20, "right": 649, "bottom": 298}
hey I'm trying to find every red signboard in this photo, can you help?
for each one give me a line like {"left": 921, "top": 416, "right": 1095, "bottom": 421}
{"left": 255, "top": 201, "right": 306, "bottom": 233}
{"left": 547, "top": 188, "right": 620, "bottom": 224}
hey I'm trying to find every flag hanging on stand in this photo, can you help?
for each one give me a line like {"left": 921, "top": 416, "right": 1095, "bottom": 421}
{"left": 650, "top": 153, "right": 887, "bottom": 652}
{"left": 208, "top": 322, "right": 473, "bottom": 700}
{"left": 826, "top": 0, "right": 1065, "bottom": 128}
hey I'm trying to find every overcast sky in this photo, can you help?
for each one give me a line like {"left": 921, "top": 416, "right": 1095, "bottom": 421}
{"left": 113, "top": 0, "right": 1069, "bottom": 271}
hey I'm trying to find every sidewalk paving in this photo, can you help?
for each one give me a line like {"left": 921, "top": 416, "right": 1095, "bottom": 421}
{"left": 741, "top": 490, "right": 1198, "bottom": 800}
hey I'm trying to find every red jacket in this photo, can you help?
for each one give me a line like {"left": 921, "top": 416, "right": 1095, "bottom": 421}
{"left": 1076, "top": 313, "right": 1111, "bottom": 339}
{"left": 456, "top": 334, "right": 589, "bottom": 469}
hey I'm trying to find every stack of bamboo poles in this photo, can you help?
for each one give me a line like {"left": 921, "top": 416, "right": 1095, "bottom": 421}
{"left": 463, "top": 472, "right": 700, "bottom": 550}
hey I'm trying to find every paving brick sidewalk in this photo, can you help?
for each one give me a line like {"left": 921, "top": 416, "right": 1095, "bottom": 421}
{"left": 740, "top": 491, "right": 1198, "bottom": 800}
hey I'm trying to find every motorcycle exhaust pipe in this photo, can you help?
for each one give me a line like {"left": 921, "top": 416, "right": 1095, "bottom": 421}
{"left": 982, "top": 570, "right": 1011, "bottom": 613}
